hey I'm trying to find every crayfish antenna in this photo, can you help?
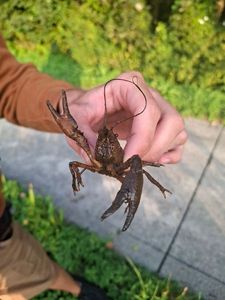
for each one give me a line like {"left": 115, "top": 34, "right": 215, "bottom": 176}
{"left": 103, "top": 77, "right": 147, "bottom": 130}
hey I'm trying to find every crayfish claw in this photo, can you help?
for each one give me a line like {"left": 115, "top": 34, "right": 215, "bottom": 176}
{"left": 46, "top": 100, "right": 61, "bottom": 121}
{"left": 122, "top": 200, "right": 139, "bottom": 231}
{"left": 124, "top": 203, "right": 129, "bottom": 215}
{"left": 61, "top": 90, "right": 71, "bottom": 115}
{"left": 101, "top": 191, "right": 125, "bottom": 221}
{"left": 100, "top": 210, "right": 112, "bottom": 221}
{"left": 101, "top": 189, "right": 140, "bottom": 231}
{"left": 47, "top": 91, "right": 79, "bottom": 138}
{"left": 101, "top": 155, "right": 144, "bottom": 231}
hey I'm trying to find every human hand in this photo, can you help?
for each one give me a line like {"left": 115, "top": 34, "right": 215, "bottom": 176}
{"left": 65, "top": 71, "right": 187, "bottom": 164}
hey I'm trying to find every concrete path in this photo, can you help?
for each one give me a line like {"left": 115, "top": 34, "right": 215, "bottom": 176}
{"left": 0, "top": 118, "right": 224, "bottom": 300}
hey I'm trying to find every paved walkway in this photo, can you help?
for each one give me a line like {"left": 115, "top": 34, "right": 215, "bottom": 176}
{"left": 0, "top": 118, "right": 224, "bottom": 300}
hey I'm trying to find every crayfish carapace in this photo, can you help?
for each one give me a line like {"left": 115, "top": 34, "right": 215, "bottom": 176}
{"left": 47, "top": 78, "right": 171, "bottom": 231}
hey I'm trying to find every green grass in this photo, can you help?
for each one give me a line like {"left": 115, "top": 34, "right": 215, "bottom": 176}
{"left": 1, "top": 175, "right": 202, "bottom": 300}
{"left": 9, "top": 44, "right": 225, "bottom": 124}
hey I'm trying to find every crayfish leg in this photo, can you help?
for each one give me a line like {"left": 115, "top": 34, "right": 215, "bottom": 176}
{"left": 69, "top": 161, "right": 99, "bottom": 193}
{"left": 142, "top": 161, "right": 164, "bottom": 167}
{"left": 143, "top": 169, "right": 171, "bottom": 198}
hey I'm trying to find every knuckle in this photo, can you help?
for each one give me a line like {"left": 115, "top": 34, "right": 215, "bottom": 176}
{"left": 172, "top": 113, "right": 185, "bottom": 131}
{"left": 131, "top": 71, "right": 144, "bottom": 80}
{"left": 142, "top": 147, "right": 161, "bottom": 163}
{"left": 118, "top": 71, "right": 144, "bottom": 81}
{"left": 167, "top": 153, "right": 180, "bottom": 164}
{"left": 172, "top": 153, "right": 182, "bottom": 163}
{"left": 148, "top": 151, "right": 161, "bottom": 163}
{"left": 171, "top": 146, "right": 184, "bottom": 163}
{"left": 179, "top": 130, "right": 188, "bottom": 144}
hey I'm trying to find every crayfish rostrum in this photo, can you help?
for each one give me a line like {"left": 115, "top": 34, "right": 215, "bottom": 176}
{"left": 47, "top": 78, "right": 171, "bottom": 231}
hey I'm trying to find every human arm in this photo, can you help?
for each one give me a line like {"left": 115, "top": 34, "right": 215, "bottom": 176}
{"left": 0, "top": 35, "right": 83, "bottom": 132}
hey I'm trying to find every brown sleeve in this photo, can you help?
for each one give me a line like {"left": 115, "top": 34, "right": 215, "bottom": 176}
{"left": 0, "top": 35, "right": 74, "bottom": 132}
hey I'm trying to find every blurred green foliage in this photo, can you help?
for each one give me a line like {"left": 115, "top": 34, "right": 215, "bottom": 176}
{"left": 0, "top": 0, "right": 224, "bottom": 122}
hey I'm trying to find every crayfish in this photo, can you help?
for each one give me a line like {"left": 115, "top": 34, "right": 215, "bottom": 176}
{"left": 47, "top": 78, "right": 171, "bottom": 231}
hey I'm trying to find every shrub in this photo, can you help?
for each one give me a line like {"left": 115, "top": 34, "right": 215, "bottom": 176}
{"left": 0, "top": 0, "right": 224, "bottom": 122}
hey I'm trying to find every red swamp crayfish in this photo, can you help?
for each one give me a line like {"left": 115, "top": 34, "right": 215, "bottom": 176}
{"left": 47, "top": 78, "right": 171, "bottom": 231}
